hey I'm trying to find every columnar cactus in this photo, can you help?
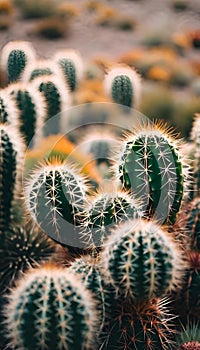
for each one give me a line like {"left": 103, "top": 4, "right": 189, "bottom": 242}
{"left": 104, "top": 64, "right": 141, "bottom": 108}
{"left": 101, "top": 297, "right": 175, "bottom": 350}
{"left": 25, "top": 159, "right": 88, "bottom": 248}
{"left": 116, "top": 122, "right": 189, "bottom": 225}
{"left": 0, "top": 226, "right": 54, "bottom": 293}
{"left": 54, "top": 49, "right": 84, "bottom": 91}
{"left": 0, "top": 41, "right": 36, "bottom": 83}
{"left": 185, "top": 197, "right": 200, "bottom": 251}
{"left": 22, "top": 59, "right": 61, "bottom": 82}
{"left": 177, "top": 324, "right": 200, "bottom": 350}
{"left": 4, "top": 265, "right": 98, "bottom": 350}
{"left": 0, "top": 124, "right": 25, "bottom": 232}
{"left": 32, "top": 75, "right": 71, "bottom": 136}
{"left": 102, "top": 219, "right": 185, "bottom": 300}
{"left": 0, "top": 90, "right": 19, "bottom": 126}
{"left": 82, "top": 190, "right": 141, "bottom": 247}
{"left": 6, "top": 82, "right": 46, "bottom": 147}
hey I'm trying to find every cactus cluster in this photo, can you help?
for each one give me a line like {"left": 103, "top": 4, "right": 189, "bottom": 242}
{"left": 0, "top": 40, "right": 199, "bottom": 350}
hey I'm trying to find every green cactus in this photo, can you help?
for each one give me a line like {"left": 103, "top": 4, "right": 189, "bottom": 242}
{"left": 177, "top": 323, "right": 200, "bottom": 350}
{"left": 4, "top": 265, "right": 98, "bottom": 350}
{"left": 54, "top": 49, "right": 84, "bottom": 91}
{"left": 0, "top": 226, "right": 54, "bottom": 293}
{"left": 104, "top": 64, "right": 141, "bottom": 108}
{"left": 25, "top": 159, "right": 88, "bottom": 248}
{"left": 101, "top": 297, "right": 175, "bottom": 350}
{"left": 102, "top": 219, "right": 185, "bottom": 300}
{"left": 0, "top": 124, "right": 25, "bottom": 232}
{"left": 117, "top": 122, "right": 188, "bottom": 225}
{"left": 32, "top": 75, "right": 71, "bottom": 136}
{"left": 7, "top": 82, "right": 46, "bottom": 147}
{"left": 0, "top": 90, "right": 19, "bottom": 126}
{"left": 22, "top": 59, "right": 60, "bottom": 82}
{"left": 0, "top": 41, "right": 36, "bottom": 83}
{"left": 190, "top": 114, "right": 200, "bottom": 196}
{"left": 82, "top": 191, "right": 141, "bottom": 247}
{"left": 185, "top": 197, "right": 200, "bottom": 251}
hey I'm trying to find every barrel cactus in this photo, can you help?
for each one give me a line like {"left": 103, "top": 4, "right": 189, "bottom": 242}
{"left": 4, "top": 265, "right": 98, "bottom": 350}
{"left": 82, "top": 190, "right": 141, "bottom": 247}
{"left": 116, "top": 122, "right": 189, "bottom": 225}
{"left": 25, "top": 159, "right": 88, "bottom": 248}
{"left": 6, "top": 82, "right": 46, "bottom": 147}
{"left": 0, "top": 124, "right": 25, "bottom": 232}
{"left": 54, "top": 49, "right": 84, "bottom": 91}
{"left": 102, "top": 219, "right": 185, "bottom": 300}
{"left": 104, "top": 64, "right": 141, "bottom": 108}
{"left": 0, "top": 40, "right": 36, "bottom": 83}
{"left": 0, "top": 90, "right": 19, "bottom": 126}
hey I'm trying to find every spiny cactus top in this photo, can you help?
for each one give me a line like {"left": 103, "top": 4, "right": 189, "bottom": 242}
{"left": 0, "top": 90, "right": 19, "bottom": 127}
{"left": 4, "top": 265, "right": 98, "bottom": 350}
{"left": 0, "top": 226, "right": 54, "bottom": 293}
{"left": 116, "top": 121, "right": 189, "bottom": 225}
{"left": 0, "top": 124, "right": 25, "bottom": 231}
{"left": 104, "top": 64, "right": 141, "bottom": 108}
{"left": 102, "top": 219, "right": 186, "bottom": 300}
{"left": 6, "top": 82, "right": 46, "bottom": 147}
{"left": 54, "top": 49, "right": 84, "bottom": 91}
{"left": 0, "top": 40, "right": 36, "bottom": 83}
{"left": 82, "top": 190, "right": 141, "bottom": 247}
{"left": 177, "top": 324, "right": 200, "bottom": 350}
{"left": 25, "top": 159, "right": 89, "bottom": 248}
{"left": 22, "top": 59, "right": 62, "bottom": 82}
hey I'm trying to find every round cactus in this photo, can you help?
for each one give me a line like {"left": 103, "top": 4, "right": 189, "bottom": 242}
{"left": 104, "top": 64, "right": 141, "bottom": 108}
{"left": 0, "top": 40, "right": 36, "bottom": 83}
{"left": 82, "top": 190, "right": 141, "bottom": 247}
{"left": 100, "top": 297, "right": 175, "bottom": 350}
{"left": 54, "top": 49, "right": 84, "bottom": 91}
{"left": 116, "top": 122, "right": 189, "bottom": 225}
{"left": 4, "top": 265, "right": 98, "bottom": 350}
{"left": 0, "top": 90, "right": 19, "bottom": 126}
{"left": 22, "top": 59, "right": 61, "bottom": 82}
{"left": 0, "top": 124, "right": 25, "bottom": 232}
{"left": 0, "top": 226, "right": 54, "bottom": 293}
{"left": 185, "top": 197, "right": 200, "bottom": 251}
{"left": 102, "top": 219, "right": 185, "bottom": 300}
{"left": 32, "top": 75, "right": 71, "bottom": 136}
{"left": 177, "top": 324, "right": 200, "bottom": 350}
{"left": 25, "top": 159, "right": 89, "bottom": 248}
{"left": 6, "top": 82, "right": 46, "bottom": 147}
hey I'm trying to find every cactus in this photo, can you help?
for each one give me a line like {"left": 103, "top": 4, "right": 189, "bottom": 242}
{"left": 54, "top": 49, "right": 84, "bottom": 91}
{"left": 6, "top": 82, "right": 46, "bottom": 147}
{"left": 0, "top": 124, "right": 25, "bottom": 232}
{"left": 104, "top": 64, "right": 141, "bottom": 108}
{"left": 0, "top": 90, "right": 19, "bottom": 126}
{"left": 101, "top": 297, "right": 175, "bottom": 350}
{"left": 185, "top": 197, "right": 200, "bottom": 251}
{"left": 4, "top": 265, "right": 98, "bottom": 350}
{"left": 22, "top": 59, "right": 61, "bottom": 82}
{"left": 32, "top": 75, "right": 71, "bottom": 136}
{"left": 177, "top": 324, "right": 200, "bottom": 350}
{"left": 25, "top": 158, "right": 88, "bottom": 248}
{"left": 116, "top": 122, "right": 189, "bottom": 225}
{"left": 82, "top": 190, "right": 141, "bottom": 247}
{"left": 102, "top": 219, "right": 185, "bottom": 300}
{"left": 0, "top": 41, "right": 36, "bottom": 83}
{"left": 0, "top": 226, "right": 54, "bottom": 293}
{"left": 190, "top": 114, "right": 200, "bottom": 196}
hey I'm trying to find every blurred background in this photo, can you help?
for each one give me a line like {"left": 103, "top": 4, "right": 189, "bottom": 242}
{"left": 0, "top": 0, "right": 200, "bottom": 138}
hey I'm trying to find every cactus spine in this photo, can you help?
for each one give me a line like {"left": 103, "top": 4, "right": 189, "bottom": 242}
{"left": 104, "top": 64, "right": 141, "bottom": 108}
{"left": 25, "top": 159, "right": 88, "bottom": 247}
{"left": 0, "top": 124, "right": 24, "bottom": 232}
{"left": 117, "top": 122, "right": 188, "bottom": 225}
{"left": 102, "top": 219, "right": 185, "bottom": 300}
{"left": 4, "top": 265, "right": 98, "bottom": 350}
{"left": 0, "top": 227, "right": 54, "bottom": 293}
{"left": 0, "top": 41, "right": 36, "bottom": 83}
{"left": 6, "top": 82, "right": 46, "bottom": 147}
{"left": 54, "top": 49, "right": 84, "bottom": 91}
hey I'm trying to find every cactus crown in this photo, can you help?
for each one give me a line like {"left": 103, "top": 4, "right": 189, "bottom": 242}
{"left": 116, "top": 121, "right": 189, "bottom": 225}
{"left": 22, "top": 59, "right": 62, "bottom": 82}
{"left": 4, "top": 265, "right": 98, "bottom": 350}
{"left": 177, "top": 324, "right": 200, "bottom": 349}
{"left": 102, "top": 219, "right": 186, "bottom": 300}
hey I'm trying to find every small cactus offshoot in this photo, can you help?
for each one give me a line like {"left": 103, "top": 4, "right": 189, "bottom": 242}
{"left": 102, "top": 219, "right": 186, "bottom": 300}
{"left": 22, "top": 59, "right": 61, "bottom": 82}
{"left": 4, "top": 265, "right": 98, "bottom": 350}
